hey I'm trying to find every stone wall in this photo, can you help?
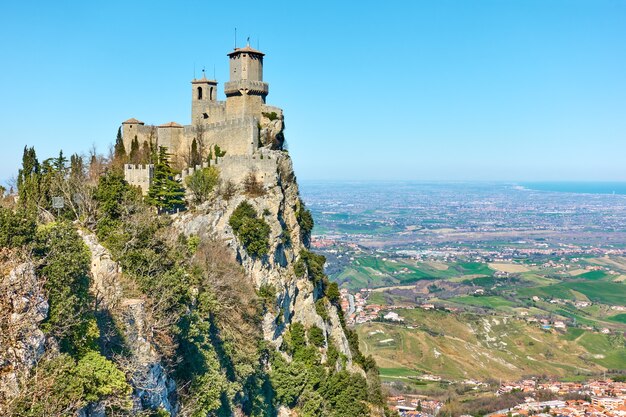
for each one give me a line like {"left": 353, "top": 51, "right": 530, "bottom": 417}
{"left": 122, "top": 124, "right": 157, "bottom": 155}
{"left": 124, "top": 164, "right": 154, "bottom": 195}
{"left": 199, "top": 116, "right": 260, "bottom": 156}
{"left": 225, "top": 94, "right": 267, "bottom": 119}
{"left": 157, "top": 126, "right": 185, "bottom": 159}
{"left": 191, "top": 100, "right": 226, "bottom": 125}
{"left": 177, "top": 151, "right": 278, "bottom": 188}
{"left": 213, "top": 152, "right": 278, "bottom": 186}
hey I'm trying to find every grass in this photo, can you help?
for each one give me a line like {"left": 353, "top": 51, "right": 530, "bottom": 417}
{"left": 357, "top": 310, "right": 623, "bottom": 381}
{"left": 577, "top": 270, "right": 609, "bottom": 281}
{"left": 455, "top": 262, "right": 493, "bottom": 276}
{"left": 517, "top": 282, "right": 626, "bottom": 305}
{"left": 450, "top": 295, "right": 517, "bottom": 310}
{"left": 608, "top": 314, "right": 626, "bottom": 324}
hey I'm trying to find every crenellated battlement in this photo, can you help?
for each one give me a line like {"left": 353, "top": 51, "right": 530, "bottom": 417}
{"left": 224, "top": 80, "right": 269, "bottom": 96}
{"left": 124, "top": 164, "right": 154, "bottom": 194}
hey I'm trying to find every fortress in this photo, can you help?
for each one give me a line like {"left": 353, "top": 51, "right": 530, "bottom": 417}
{"left": 123, "top": 44, "right": 285, "bottom": 193}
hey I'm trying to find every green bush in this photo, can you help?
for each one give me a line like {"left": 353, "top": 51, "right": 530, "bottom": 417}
{"left": 238, "top": 217, "right": 271, "bottom": 257}
{"left": 229, "top": 201, "right": 258, "bottom": 233}
{"left": 229, "top": 201, "right": 271, "bottom": 258}
{"left": 185, "top": 166, "right": 219, "bottom": 204}
{"left": 326, "top": 282, "right": 341, "bottom": 304}
{"left": 296, "top": 201, "right": 314, "bottom": 243}
{"left": 262, "top": 111, "right": 279, "bottom": 121}
{"left": 308, "top": 326, "right": 326, "bottom": 348}
{"left": 315, "top": 298, "right": 329, "bottom": 321}
{"left": 9, "top": 352, "right": 131, "bottom": 415}
{"left": 35, "top": 222, "right": 94, "bottom": 355}
{"left": 0, "top": 207, "right": 36, "bottom": 248}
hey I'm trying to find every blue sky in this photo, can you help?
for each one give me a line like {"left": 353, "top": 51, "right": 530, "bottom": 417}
{"left": 1, "top": 0, "right": 625, "bottom": 184}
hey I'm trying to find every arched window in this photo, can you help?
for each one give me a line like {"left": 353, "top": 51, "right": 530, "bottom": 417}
{"left": 197, "top": 87, "right": 203, "bottom": 100}
{"left": 210, "top": 87, "right": 214, "bottom": 100}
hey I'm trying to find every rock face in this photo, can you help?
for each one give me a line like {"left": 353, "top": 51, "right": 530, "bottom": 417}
{"left": 0, "top": 259, "right": 48, "bottom": 402}
{"left": 80, "top": 232, "right": 178, "bottom": 416}
{"left": 175, "top": 151, "right": 357, "bottom": 370}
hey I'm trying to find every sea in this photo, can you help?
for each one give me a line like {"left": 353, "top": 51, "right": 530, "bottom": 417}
{"left": 519, "top": 182, "right": 626, "bottom": 195}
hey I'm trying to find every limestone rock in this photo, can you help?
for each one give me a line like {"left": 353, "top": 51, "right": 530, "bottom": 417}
{"left": 80, "top": 233, "right": 178, "bottom": 416}
{"left": 0, "top": 260, "right": 48, "bottom": 401}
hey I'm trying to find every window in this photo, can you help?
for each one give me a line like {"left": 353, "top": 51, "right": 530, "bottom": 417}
{"left": 210, "top": 87, "right": 214, "bottom": 100}
{"left": 197, "top": 86, "right": 203, "bottom": 100}
{"left": 203, "top": 113, "right": 209, "bottom": 119}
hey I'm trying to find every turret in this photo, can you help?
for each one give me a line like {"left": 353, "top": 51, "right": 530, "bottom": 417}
{"left": 225, "top": 44, "right": 269, "bottom": 117}
{"left": 191, "top": 75, "right": 219, "bottom": 123}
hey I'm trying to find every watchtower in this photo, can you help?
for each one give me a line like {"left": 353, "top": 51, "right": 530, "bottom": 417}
{"left": 225, "top": 44, "right": 269, "bottom": 117}
{"left": 191, "top": 75, "right": 219, "bottom": 123}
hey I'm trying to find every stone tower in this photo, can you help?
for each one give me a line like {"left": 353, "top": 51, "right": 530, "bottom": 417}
{"left": 191, "top": 75, "right": 223, "bottom": 124}
{"left": 225, "top": 44, "right": 269, "bottom": 117}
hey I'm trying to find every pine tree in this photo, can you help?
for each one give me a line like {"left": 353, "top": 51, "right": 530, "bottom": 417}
{"left": 113, "top": 127, "right": 126, "bottom": 164}
{"left": 54, "top": 150, "right": 68, "bottom": 174}
{"left": 147, "top": 146, "right": 185, "bottom": 213}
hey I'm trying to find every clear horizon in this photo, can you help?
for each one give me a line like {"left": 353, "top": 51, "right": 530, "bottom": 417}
{"left": 1, "top": 0, "right": 625, "bottom": 185}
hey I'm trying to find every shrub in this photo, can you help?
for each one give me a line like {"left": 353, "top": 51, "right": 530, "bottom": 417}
{"left": 315, "top": 298, "right": 329, "bottom": 321}
{"left": 308, "top": 326, "right": 325, "bottom": 348}
{"left": 326, "top": 282, "right": 341, "bottom": 304}
{"left": 229, "top": 201, "right": 271, "bottom": 258}
{"left": 35, "top": 222, "right": 94, "bottom": 355}
{"left": 296, "top": 200, "right": 314, "bottom": 243}
{"left": 229, "top": 202, "right": 258, "bottom": 233}
{"left": 262, "top": 111, "right": 279, "bottom": 121}
{"left": 185, "top": 166, "right": 219, "bottom": 204}
{"left": 244, "top": 172, "right": 265, "bottom": 197}
{"left": 294, "top": 257, "right": 306, "bottom": 277}
{"left": 220, "top": 179, "right": 237, "bottom": 201}
{"left": 258, "top": 283, "right": 276, "bottom": 300}
{"left": 0, "top": 207, "right": 36, "bottom": 248}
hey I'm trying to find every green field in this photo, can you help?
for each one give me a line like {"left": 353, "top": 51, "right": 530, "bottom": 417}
{"left": 577, "top": 270, "right": 610, "bottom": 281}
{"left": 517, "top": 282, "right": 626, "bottom": 305}
{"left": 358, "top": 309, "right": 626, "bottom": 381}
{"left": 450, "top": 295, "right": 517, "bottom": 310}
{"left": 609, "top": 314, "right": 626, "bottom": 324}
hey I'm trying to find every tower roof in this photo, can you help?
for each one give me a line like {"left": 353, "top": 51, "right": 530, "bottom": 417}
{"left": 158, "top": 121, "right": 183, "bottom": 128}
{"left": 191, "top": 76, "right": 217, "bottom": 84}
{"left": 122, "top": 118, "right": 144, "bottom": 125}
{"left": 227, "top": 45, "right": 264, "bottom": 57}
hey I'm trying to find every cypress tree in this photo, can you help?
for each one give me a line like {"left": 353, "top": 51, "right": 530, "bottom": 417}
{"left": 17, "top": 146, "right": 41, "bottom": 208}
{"left": 129, "top": 136, "right": 140, "bottom": 164}
{"left": 70, "top": 154, "right": 84, "bottom": 180}
{"left": 190, "top": 138, "right": 201, "bottom": 167}
{"left": 147, "top": 146, "right": 185, "bottom": 213}
{"left": 113, "top": 127, "right": 126, "bottom": 163}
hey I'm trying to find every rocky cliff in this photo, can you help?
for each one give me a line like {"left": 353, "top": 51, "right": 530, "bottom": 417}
{"left": 176, "top": 152, "right": 357, "bottom": 371}
{"left": 0, "top": 128, "right": 386, "bottom": 416}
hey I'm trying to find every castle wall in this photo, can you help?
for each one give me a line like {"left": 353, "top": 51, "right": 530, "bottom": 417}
{"left": 157, "top": 127, "right": 185, "bottom": 159}
{"left": 213, "top": 153, "right": 278, "bottom": 186}
{"left": 177, "top": 153, "right": 278, "bottom": 187}
{"left": 191, "top": 100, "right": 226, "bottom": 125}
{"left": 124, "top": 164, "right": 154, "bottom": 195}
{"left": 226, "top": 94, "right": 266, "bottom": 119}
{"left": 198, "top": 116, "right": 260, "bottom": 156}
{"left": 122, "top": 124, "right": 157, "bottom": 153}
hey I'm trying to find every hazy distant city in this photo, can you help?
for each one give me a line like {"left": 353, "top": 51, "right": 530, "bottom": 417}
{"left": 301, "top": 181, "right": 626, "bottom": 416}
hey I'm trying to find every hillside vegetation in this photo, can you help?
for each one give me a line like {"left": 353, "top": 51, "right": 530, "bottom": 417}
{"left": 0, "top": 146, "right": 392, "bottom": 417}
